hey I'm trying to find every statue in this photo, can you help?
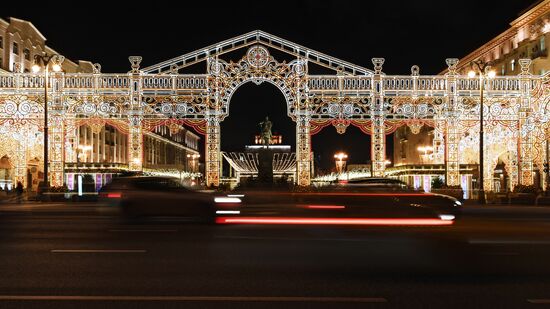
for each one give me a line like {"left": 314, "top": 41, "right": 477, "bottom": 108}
{"left": 258, "top": 116, "right": 272, "bottom": 146}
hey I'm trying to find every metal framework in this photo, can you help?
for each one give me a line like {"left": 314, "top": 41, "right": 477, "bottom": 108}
{"left": 1, "top": 31, "right": 550, "bottom": 190}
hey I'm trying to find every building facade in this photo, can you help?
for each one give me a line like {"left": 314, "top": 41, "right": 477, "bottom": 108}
{"left": 393, "top": 0, "right": 550, "bottom": 195}
{"left": 0, "top": 17, "right": 94, "bottom": 74}
{"left": 0, "top": 17, "right": 201, "bottom": 192}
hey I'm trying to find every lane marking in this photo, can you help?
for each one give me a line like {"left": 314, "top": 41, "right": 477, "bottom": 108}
{"left": 108, "top": 229, "right": 177, "bottom": 232}
{"left": 527, "top": 299, "right": 550, "bottom": 304}
{"left": 0, "top": 295, "right": 387, "bottom": 303}
{"left": 469, "top": 240, "right": 550, "bottom": 245}
{"left": 214, "top": 235, "right": 387, "bottom": 242}
{"left": 481, "top": 252, "right": 520, "bottom": 256}
{"left": 50, "top": 249, "right": 146, "bottom": 253}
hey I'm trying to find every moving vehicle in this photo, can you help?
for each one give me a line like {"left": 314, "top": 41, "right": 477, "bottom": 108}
{"left": 99, "top": 176, "right": 241, "bottom": 222}
{"left": 329, "top": 177, "right": 462, "bottom": 218}
{"left": 217, "top": 178, "right": 460, "bottom": 226}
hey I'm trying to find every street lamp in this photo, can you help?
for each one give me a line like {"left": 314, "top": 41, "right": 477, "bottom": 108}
{"left": 76, "top": 145, "right": 92, "bottom": 163}
{"left": 468, "top": 59, "right": 496, "bottom": 205}
{"left": 32, "top": 53, "right": 64, "bottom": 190}
{"left": 187, "top": 153, "right": 200, "bottom": 173}
{"left": 417, "top": 145, "right": 434, "bottom": 164}
{"left": 334, "top": 152, "right": 348, "bottom": 175}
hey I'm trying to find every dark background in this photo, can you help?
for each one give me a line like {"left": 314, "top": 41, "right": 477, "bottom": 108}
{"left": 4, "top": 0, "right": 534, "bottom": 172}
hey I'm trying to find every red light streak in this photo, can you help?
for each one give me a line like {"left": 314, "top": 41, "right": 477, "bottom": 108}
{"left": 300, "top": 205, "right": 346, "bottom": 209}
{"left": 216, "top": 217, "right": 453, "bottom": 226}
{"left": 106, "top": 193, "right": 122, "bottom": 198}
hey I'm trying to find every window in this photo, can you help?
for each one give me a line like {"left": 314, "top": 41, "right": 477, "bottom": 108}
{"left": 511, "top": 59, "right": 515, "bottom": 72}
{"left": 541, "top": 36, "right": 546, "bottom": 51}
{"left": 12, "top": 42, "right": 18, "bottom": 55}
{"left": 501, "top": 65, "right": 505, "bottom": 75}
{"left": 0, "top": 36, "right": 3, "bottom": 49}
{"left": 23, "top": 48, "right": 30, "bottom": 61}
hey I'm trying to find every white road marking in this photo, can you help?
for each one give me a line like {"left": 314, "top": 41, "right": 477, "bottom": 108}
{"left": 481, "top": 252, "right": 520, "bottom": 256}
{"left": 108, "top": 229, "right": 177, "bottom": 232}
{"left": 527, "top": 299, "right": 550, "bottom": 304}
{"left": 469, "top": 239, "right": 550, "bottom": 245}
{"left": 50, "top": 249, "right": 146, "bottom": 253}
{"left": 0, "top": 295, "right": 387, "bottom": 303}
{"left": 214, "top": 235, "right": 385, "bottom": 242}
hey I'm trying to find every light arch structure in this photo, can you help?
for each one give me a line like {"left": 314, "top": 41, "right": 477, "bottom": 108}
{"left": 0, "top": 30, "right": 549, "bottom": 190}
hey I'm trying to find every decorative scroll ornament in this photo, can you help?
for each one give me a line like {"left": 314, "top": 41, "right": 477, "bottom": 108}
{"left": 246, "top": 45, "right": 270, "bottom": 68}
{"left": 291, "top": 59, "right": 306, "bottom": 76}
{"left": 411, "top": 65, "right": 420, "bottom": 76}
{"left": 93, "top": 63, "right": 102, "bottom": 74}
{"left": 129, "top": 56, "right": 142, "bottom": 73}
{"left": 13, "top": 63, "right": 22, "bottom": 73}
{"left": 407, "top": 119, "right": 423, "bottom": 134}
{"left": 170, "top": 64, "right": 178, "bottom": 74}
{"left": 332, "top": 118, "right": 351, "bottom": 134}
{"left": 372, "top": 58, "right": 385, "bottom": 74}
{"left": 519, "top": 58, "right": 532, "bottom": 75}
{"left": 168, "top": 122, "right": 180, "bottom": 135}
{"left": 88, "top": 117, "right": 106, "bottom": 134}
{"left": 0, "top": 95, "right": 42, "bottom": 120}
{"left": 445, "top": 58, "right": 459, "bottom": 75}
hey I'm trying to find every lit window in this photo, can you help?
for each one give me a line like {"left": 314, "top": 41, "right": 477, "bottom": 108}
{"left": 541, "top": 36, "right": 546, "bottom": 51}
{"left": 23, "top": 48, "right": 30, "bottom": 61}
{"left": 511, "top": 59, "right": 515, "bottom": 72}
{"left": 12, "top": 42, "right": 18, "bottom": 55}
{"left": 501, "top": 65, "right": 505, "bottom": 75}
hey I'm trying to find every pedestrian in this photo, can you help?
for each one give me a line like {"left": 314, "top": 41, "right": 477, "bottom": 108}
{"left": 16, "top": 181, "right": 23, "bottom": 204}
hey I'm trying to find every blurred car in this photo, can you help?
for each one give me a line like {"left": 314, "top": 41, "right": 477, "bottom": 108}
{"left": 216, "top": 178, "right": 459, "bottom": 226}
{"left": 327, "top": 177, "right": 462, "bottom": 218}
{"left": 99, "top": 176, "right": 241, "bottom": 223}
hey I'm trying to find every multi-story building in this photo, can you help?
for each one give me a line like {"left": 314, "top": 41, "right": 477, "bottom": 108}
{"left": 0, "top": 17, "right": 201, "bottom": 192}
{"left": 392, "top": 0, "right": 550, "bottom": 195}
{"left": 0, "top": 17, "right": 94, "bottom": 73}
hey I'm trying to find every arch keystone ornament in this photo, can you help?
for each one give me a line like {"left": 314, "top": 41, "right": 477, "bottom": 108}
{"left": 0, "top": 30, "right": 547, "bottom": 192}
{"left": 246, "top": 45, "right": 270, "bottom": 68}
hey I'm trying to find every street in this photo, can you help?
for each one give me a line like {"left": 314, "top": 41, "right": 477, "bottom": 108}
{"left": 0, "top": 202, "right": 550, "bottom": 308}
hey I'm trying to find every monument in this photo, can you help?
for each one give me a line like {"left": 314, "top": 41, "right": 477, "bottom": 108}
{"left": 257, "top": 116, "right": 274, "bottom": 183}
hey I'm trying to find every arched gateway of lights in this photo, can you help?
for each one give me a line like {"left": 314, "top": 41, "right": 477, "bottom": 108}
{"left": 1, "top": 30, "right": 550, "bottom": 191}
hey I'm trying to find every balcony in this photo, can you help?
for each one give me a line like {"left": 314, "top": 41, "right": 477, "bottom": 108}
{"left": 531, "top": 49, "right": 548, "bottom": 60}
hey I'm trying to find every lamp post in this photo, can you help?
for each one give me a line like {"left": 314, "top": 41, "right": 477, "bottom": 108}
{"left": 468, "top": 60, "right": 496, "bottom": 205}
{"left": 187, "top": 153, "right": 200, "bottom": 173}
{"left": 76, "top": 145, "right": 92, "bottom": 163}
{"left": 334, "top": 152, "right": 348, "bottom": 176}
{"left": 417, "top": 145, "right": 434, "bottom": 164}
{"left": 32, "top": 53, "right": 64, "bottom": 190}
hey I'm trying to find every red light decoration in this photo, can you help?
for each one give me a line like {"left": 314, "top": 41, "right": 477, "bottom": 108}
{"left": 300, "top": 205, "right": 346, "bottom": 209}
{"left": 216, "top": 217, "right": 453, "bottom": 226}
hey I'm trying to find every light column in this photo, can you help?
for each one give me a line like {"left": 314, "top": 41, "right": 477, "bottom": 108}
{"left": 444, "top": 58, "right": 460, "bottom": 186}
{"left": 128, "top": 56, "right": 143, "bottom": 171}
{"left": 370, "top": 58, "right": 386, "bottom": 177}
{"left": 518, "top": 58, "right": 534, "bottom": 185}
{"left": 205, "top": 115, "right": 220, "bottom": 187}
{"left": 296, "top": 114, "right": 311, "bottom": 186}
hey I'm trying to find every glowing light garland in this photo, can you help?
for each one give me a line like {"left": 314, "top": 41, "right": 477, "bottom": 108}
{"left": 0, "top": 31, "right": 548, "bottom": 192}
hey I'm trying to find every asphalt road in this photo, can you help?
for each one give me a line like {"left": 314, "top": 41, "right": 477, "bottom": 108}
{"left": 1, "top": 202, "right": 550, "bottom": 308}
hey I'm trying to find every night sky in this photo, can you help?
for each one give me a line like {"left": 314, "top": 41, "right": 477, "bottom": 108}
{"left": 5, "top": 0, "right": 534, "bottom": 172}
